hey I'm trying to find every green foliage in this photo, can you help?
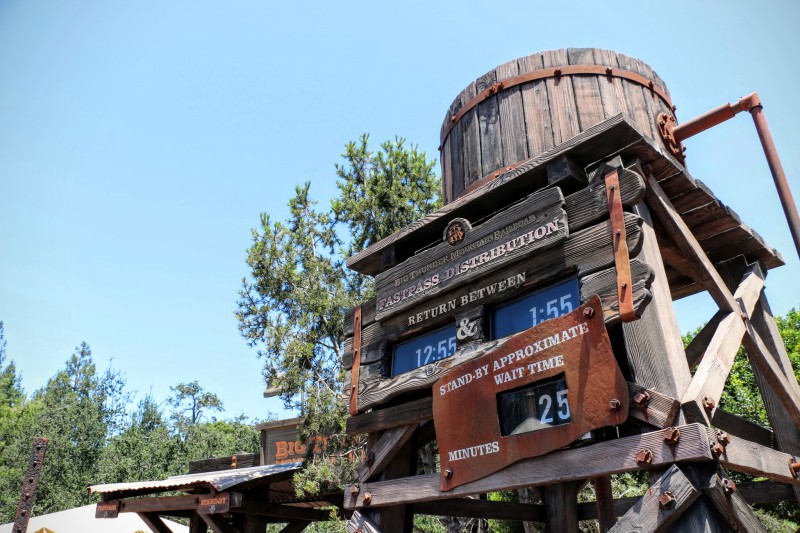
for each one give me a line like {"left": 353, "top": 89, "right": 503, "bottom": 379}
{"left": 237, "top": 135, "right": 440, "bottom": 493}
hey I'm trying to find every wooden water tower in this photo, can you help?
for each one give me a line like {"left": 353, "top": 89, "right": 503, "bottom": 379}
{"left": 341, "top": 48, "right": 800, "bottom": 532}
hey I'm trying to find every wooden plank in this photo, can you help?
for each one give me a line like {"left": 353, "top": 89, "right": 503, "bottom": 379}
{"left": 614, "top": 53, "right": 656, "bottom": 140}
{"left": 608, "top": 465, "right": 700, "bottom": 533}
{"left": 189, "top": 453, "right": 259, "bottom": 474}
{"left": 518, "top": 52, "right": 554, "bottom": 156}
{"left": 542, "top": 49, "right": 579, "bottom": 145}
{"left": 356, "top": 424, "right": 417, "bottom": 482}
{"left": 627, "top": 382, "right": 680, "bottom": 428}
{"left": 546, "top": 155, "right": 587, "bottom": 193}
{"left": 448, "top": 92, "right": 466, "bottom": 201}
{"left": 645, "top": 174, "right": 738, "bottom": 313}
{"left": 235, "top": 501, "right": 330, "bottom": 522}
{"left": 279, "top": 522, "right": 311, "bottom": 533}
{"left": 681, "top": 263, "right": 765, "bottom": 423}
{"left": 367, "top": 438, "right": 413, "bottom": 533}
{"left": 346, "top": 510, "right": 382, "bottom": 533}
{"left": 705, "top": 426, "right": 800, "bottom": 484}
{"left": 460, "top": 81, "right": 481, "bottom": 187}
{"left": 621, "top": 201, "right": 692, "bottom": 401}
{"left": 139, "top": 513, "right": 178, "bottom": 533}
{"left": 593, "top": 49, "right": 629, "bottom": 120}
{"left": 190, "top": 513, "right": 209, "bottom": 533}
{"left": 121, "top": 495, "right": 217, "bottom": 513}
{"left": 568, "top": 48, "right": 605, "bottom": 131}
{"left": 593, "top": 476, "right": 616, "bottom": 531}
{"left": 697, "top": 467, "right": 767, "bottom": 533}
{"left": 670, "top": 498, "right": 728, "bottom": 532}
{"left": 712, "top": 408, "right": 774, "bottom": 449}
{"left": 476, "top": 68, "right": 503, "bottom": 177}
{"left": 411, "top": 497, "right": 544, "bottom": 521}
{"left": 737, "top": 480, "right": 795, "bottom": 505}
{"left": 496, "top": 58, "right": 529, "bottom": 165}
{"left": 577, "top": 496, "right": 639, "bottom": 520}
{"left": 346, "top": 397, "right": 432, "bottom": 435}
{"left": 344, "top": 423, "right": 714, "bottom": 509}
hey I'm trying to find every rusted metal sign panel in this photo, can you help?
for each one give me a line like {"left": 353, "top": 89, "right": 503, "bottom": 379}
{"left": 14, "top": 437, "right": 48, "bottom": 533}
{"left": 374, "top": 187, "right": 568, "bottom": 321}
{"left": 95, "top": 500, "right": 120, "bottom": 518}
{"left": 433, "top": 296, "right": 628, "bottom": 490}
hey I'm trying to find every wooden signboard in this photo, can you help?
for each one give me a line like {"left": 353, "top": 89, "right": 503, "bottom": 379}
{"left": 375, "top": 187, "right": 568, "bottom": 321}
{"left": 95, "top": 500, "right": 120, "bottom": 519}
{"left": 433, "top": 295, "right": 629, "bottom": 490}
{"left": 198, "top": 492, "right": 242, "bottom": 514}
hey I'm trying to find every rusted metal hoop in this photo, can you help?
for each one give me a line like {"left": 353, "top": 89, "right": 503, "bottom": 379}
{"left": 441, "top": 65, "right": 674, "bottom": 146}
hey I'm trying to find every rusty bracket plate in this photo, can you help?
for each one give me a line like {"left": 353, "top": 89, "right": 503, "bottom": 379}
{"left": 432, "top": 296, "right": 629, "bottom": 490}
{"left": 349, "top": 305, "right": 362, "bottom": 416}
{"left": 605, "top": 169, "right": 637, "bottom": 323}
{"left": 14, "top": 437, "right": 48, "bottom": 533}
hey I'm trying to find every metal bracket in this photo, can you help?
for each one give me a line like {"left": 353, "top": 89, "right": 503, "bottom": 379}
{"left": 349, "top": 305, "right": 362, "bottom": 416}
{"left": 604, "top": 169, "right": 637, "bottom": 322}
{"left": 14, "top": 437, "right": 48, "bottom": 533}
{"left": 657, "top": 112, "right": 685, "bottom": 161}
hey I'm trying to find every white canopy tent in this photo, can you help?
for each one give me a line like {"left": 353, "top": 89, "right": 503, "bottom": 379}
{"left": 0, "top": 504, "right": 188, "bottom": 533}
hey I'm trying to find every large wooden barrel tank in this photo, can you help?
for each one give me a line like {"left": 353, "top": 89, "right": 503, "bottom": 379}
{"left": 440, "top": 48, "right": 676, "bottom": 204}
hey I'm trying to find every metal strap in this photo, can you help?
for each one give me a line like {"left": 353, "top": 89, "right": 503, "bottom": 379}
{"left": 441, "top": 65, "right": 674, "bottom": 145}
{"left": 349, "top": 305, "right": 362, "bottom": 416}
{"left": 14, "top": 437, "right": 48, "bottom": 533}
{"left": 604, "top": 170, "right": 637, "bottom": 322}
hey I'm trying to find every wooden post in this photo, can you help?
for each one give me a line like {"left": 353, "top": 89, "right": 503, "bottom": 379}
{"left": 366, "top": 438, "right": 414, "bottom": 533}
{"left": 593, "top": 476, "right": 615, "bottom": 532}
{"left": 542, "top": 482, "right": 579, "bottom": 532}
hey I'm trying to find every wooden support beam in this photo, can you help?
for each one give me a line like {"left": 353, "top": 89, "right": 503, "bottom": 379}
{"left": 742, "top": 321, "right": 800, "bottom": 427}
{"left": 345, "top": 424, "right": 714, "bottom": 509}
{"left": 608, "top": 465, "right": 700, "bottom": 533}
{"left": 702, "top": 426, "right": 800, "bottom": 485}
{"left": 356, "top": 424, "right": 417, "bottom": 482}
{"left": 347, "top": 510, "right": 382, "bottom": 533}
{"left": 122, "top": 494, "right": 205, "bottom": 513}
{"left": 365, "top": 437, "right": 414, "bottom": 533}
{"left": 627, "top": 382, "right": 680, "bottom": 428}
{"left": 279, "top": 521, "right": 311, "bottom": 533}
{"left": 138, "top": 513, "right": 175, "bottom": 533}
{"left": 681, "top": 263, "right": 764, "bottom": 424}
{"left": 684, "top": 310, "right": 725, "bottom": 369}
{"left": 711, "top": 408, "right": 774, "bottom": 449}
{"left": 737, "top": 480, "right": 795, "bottom": 505}
{"left": 593, "top": 476, "right": 616, "bottom": 532}
{"left": 577, "top": 497, "right": 639, "bottom": 520}
{"left": 543, "top": 482, "right": 579, "bottom": 532}
{"left": 190, "top": 513, "right": 209, "bottom": 533}
{"left": 200, "top": 514, "right": 242, "bottom": 533}
{"left": 346, "top": 397, "right": 432, "bottom": 435}
{"left": 645, "top": 174, "right": 737, "bottom": 312}
{"left": 694, "top": 466, "right": 767, "bottom": 533}
{"left": 234, "top": 501, "right": 330, "bottom": 522}
{"left": 411, "top": 497, "right": 544, "bottom": 521}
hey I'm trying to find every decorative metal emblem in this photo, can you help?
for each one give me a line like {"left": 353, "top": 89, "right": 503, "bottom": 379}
{"left": 444, "top": 218, "right": 471, "bottom": 246}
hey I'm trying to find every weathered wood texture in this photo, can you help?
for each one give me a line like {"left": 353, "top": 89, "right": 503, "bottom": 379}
{"left": 411, "top": 498, "right": 545, "bottom": 521}
{"left": 189, "top": 453, "right": 260, "bottom": 474}
{"left": 138, "top": 513, "right": 175, "bottom": 533}
{"left": 543, "top": 481, "right": 579, "bottom": 532}
{"left": 346, "top": 511, "right": 382, "bottom": 533}
{"left": 711, "top": 408, "right": 774, "bottom": 449}
{"left": 608, "top": 465, "right": 700, "bottom": 533}
{"left": 692, "top": 466, "right": 768, "bottom": 533}
{"left": 344, "top": 424, "right": 714, "bottom": 509}
{"left": 440, "top": 48, "right": 673, "bottom": 204}
{"left": 356, "top": 424, "right": 417, "bottom": 482}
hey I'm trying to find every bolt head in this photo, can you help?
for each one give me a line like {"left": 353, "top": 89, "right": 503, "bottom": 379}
{"left": 702, "top": 397, "right": 716, "bottom": 411}
{"left": 716, "top": 431, "right": 731, "bottom": 446}
{"left": 349, "top": 485, "right": 360, "bottom": 495}
{"left": 583, "top": 307, "right": 594, "bottom": 318}
{"left": 609, "top": 399, "right": 621, "bottom": 411}
{"left": 722, "top": 478, "right": 737, "bottom": 494}
{"left": 663, "top": 427, "right": 681, "bottom": 444}
{"left": 658, "top": 491, "right": 675, "bottom": 509}
{"left": 445, "top": 468, "right": 453, "bottom": 479}
{"left": 710, "top": 442, "right": 724, "bottom": 457}
{"left": 636, "top": 448, "right": 654, "bottom": 466}
{"left": 633, "top": 391, "right": 650, "bottom": 408}
{"left": 363, "top": 492, "right": 372, "bottom": 505}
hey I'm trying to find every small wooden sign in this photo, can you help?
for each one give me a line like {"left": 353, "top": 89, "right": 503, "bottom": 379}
{"left": 433, "top": 295, "right": 628, "bottom": 490}
{"left": 198, "top": 493, "right": 237, "bottom": 514}
{"left": 375, "top": 188, "right": 567, "bottom": 321}
{"left": 95, "top": 500, "right": 120, "bottom": 519}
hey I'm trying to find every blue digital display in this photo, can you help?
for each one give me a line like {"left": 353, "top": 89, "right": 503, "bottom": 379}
{"left": 491, "top": 278, "right": 580, "bottom": 339}
{"left": 391, "top": 325, "right": 457, "bottom": 376}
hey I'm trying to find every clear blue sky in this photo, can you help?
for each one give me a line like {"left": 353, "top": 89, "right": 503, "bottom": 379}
{"left": 1, "top": 0, "right": 798, "bottom": 422}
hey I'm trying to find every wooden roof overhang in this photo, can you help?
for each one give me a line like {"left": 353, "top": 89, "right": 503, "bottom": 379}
{"left": 89, "top": 463, "right": 341, "bottom": 530}
{"left": 346, "top": 113, "right": 783, "bottom": 301}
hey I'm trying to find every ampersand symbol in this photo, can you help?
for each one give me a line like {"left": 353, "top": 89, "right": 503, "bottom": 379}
{"left": 456, "top": 318, "right": 477, "bottom": 340}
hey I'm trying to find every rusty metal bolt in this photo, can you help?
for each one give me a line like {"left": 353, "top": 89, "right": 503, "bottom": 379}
{"left": 716, "top": 431, "right": 731, "bottom": 447}
{"left": 365, "top": 451, "right": 375, "bottom": 465}
{"left": 355, "top": 529, "right": 363, "bottom": 533}
{"left": 702, "top": 397, "right": 716, "bottom": 412}
{"left": 636, "top": 448, "right": 654, "bottom": 466}
{"left": 605, "top": 67, "right": 613, "bottom": 76}
{"left": 349, "top": 485, "right": 360, "bottom": 496}
{"left": 362, "top": 492, "right": 372, "bottom": 506}
{"left": 658, "top": 491, "right": 675, "bottom": 509}
{"left": 633, "top": 391, "right": 650, "bottom": 408}
{"left": 722, "top": 478, "right": 737, "bottom": 494}
{"left": 789, "top": 460, "right": 800, "bottom": 478}
{"left": 20, "top": 511, "right": 27, "bottom": 517}
{"left": 583, "top": 307, "right": 594, "bottom": 318}
{"left": 664, "top": 427, "right": 681, "bottom": 445}
{"left": 710, "top": 441, "right": 724, "bottom": 457}
{"left": 445, "top": 468, "right": 453, "bottom": 479}
{"left": 609, "top": 399, "right": 621, "bottom": 411}
{"left": 554, "top": 68, "right": 562, "bottom": 77}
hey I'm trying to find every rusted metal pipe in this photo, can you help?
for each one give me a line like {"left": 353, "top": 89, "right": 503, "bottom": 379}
{"left": 663, "top": 92, "right": 800, "bottom": 259}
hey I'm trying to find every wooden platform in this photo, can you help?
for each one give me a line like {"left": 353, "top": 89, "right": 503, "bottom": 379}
{"left": 346, "top": 114, "right": 783, "bottom": 301}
